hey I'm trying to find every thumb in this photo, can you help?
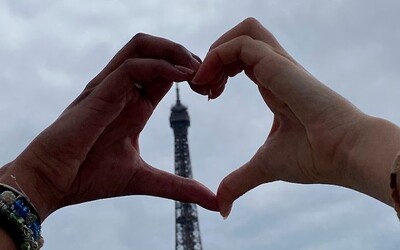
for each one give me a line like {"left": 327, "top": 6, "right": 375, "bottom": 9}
{"left": 131, "top": 164, "right": 219, "bottom": 211}
{"left": 217, "top": 153, "right": 273, "bottom": 218}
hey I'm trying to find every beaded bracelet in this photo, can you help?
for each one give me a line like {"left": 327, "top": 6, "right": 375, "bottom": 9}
{"left": 0, "top": 184, "right": 44, "bottom": 249}
{"left": 390, "top": 153, "right": 400, "bottom": 221}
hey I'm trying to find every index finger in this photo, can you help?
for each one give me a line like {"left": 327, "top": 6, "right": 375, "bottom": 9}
{"left": 210, "top": 17, "right": 284, "bottom": 53}
{"left": 86, "top": 33, "right": 201, "bottom": 91}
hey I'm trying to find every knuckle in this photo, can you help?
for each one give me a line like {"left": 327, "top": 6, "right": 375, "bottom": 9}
{"left": 131, "top": 32, "right": 148, "bottom": 42}
{"left": 171, "top": 42, "right": 187, "bottom": 53}
{"left": 242, "top": 17, "right": 265, "bottom": 37}
{"left": 165, "top": 42, "right": 189, "bottom": 58}
{"left": 120, "top": 59, "right": 132, "bottom": 72}
{"left": 128, "top": 33, "right": 150, "bottom": 52}
{"left": 161, "top": 42, "right": 191, "bottom": 65}
{"left": 118, "top": 58, "right": 136, "bottom": 79}
{"left": 237, "top": 35, "right": 253, "bottom": 44}
{"left": 238, "top": 35, "right": 252, "bottom": 42}
{"left": 242, "top": 17, "right": 262, "bottom": 28}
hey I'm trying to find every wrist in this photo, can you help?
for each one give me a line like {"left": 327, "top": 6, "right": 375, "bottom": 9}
{"left": 345, "top": 115, "right": 400, "bottom": 205}
{"left": 0, "top": 161, "right": 56, "bottom": 221}
{"left": 0, "top": 227, "right": 18, "bottom": 250}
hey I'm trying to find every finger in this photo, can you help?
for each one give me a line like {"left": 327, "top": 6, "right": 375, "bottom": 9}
{"left": 92, "top": 58, "right": 195, "bottom": 108}
{"left": 225, "top": 61, "right": 246, "bottom": 77}
{"left": 203, "top": 69, "right": 226, "bottom": 99}
{"left": 133, "top": 165, "right": 219, "bottom": 211}
{"left": 189, "top": 61, "right": 241, "bottom": 98}
{"left": 205, "top": 61, "right": 243, "bottom": 99}
{"left": 84, "top": 33, "right": 201, "bottom": 92}
{"left": 188, "top": 83, "right": 210, "bottom": 96}
{"left": 209, "top": 18, "right": 299, "bottom": 68}
{"left": 188, "top": 75, "right": 227, "bottom": 99}
{"left": 209, "top": 77, "right": 227, "bottom": 99}
{"left": 210, "top": 17, "right": 283, "bottom": 51}
{"left": 196, "top": 36, "right": 350, "bottom": 124}
{"left": 43, "top": 59, "right": 194, "bottom": 160}
{"left": 192, "top": 36, "right": 269, "bottom": 85}
{"left": 191, "top": 53, "right": 202, "bottom": 64}
{"left": 217, "top": 159, "right": 271, "bottom": 218}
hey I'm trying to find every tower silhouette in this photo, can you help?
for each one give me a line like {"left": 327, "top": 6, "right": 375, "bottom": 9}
{"left": 170, "top": 85, "right": 203, "bottom": 250}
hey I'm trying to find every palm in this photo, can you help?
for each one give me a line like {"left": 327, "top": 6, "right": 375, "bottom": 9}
{"left": 62, "top": 94, "right": 154, "bottom": 205}
{"left": 260, "top": 115, "right": 314, "bottom": 184}
{"left": 257, "top": 85, "right": 360, "bottom": 186}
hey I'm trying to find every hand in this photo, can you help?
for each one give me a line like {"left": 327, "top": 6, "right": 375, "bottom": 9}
{"left": 191, "top": 18, "right": 400, "bottom": 218}
{"left": 0, "top": 33, "right": 218, "bottom": 220}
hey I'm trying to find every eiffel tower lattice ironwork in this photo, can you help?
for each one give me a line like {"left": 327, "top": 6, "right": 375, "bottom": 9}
{"left": 169, "top": 85, "right": 203, "bottom": 250}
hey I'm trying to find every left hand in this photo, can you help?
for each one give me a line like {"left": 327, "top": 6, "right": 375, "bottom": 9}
{"left": 190, "top": 18, "right": 400, "bottom": 218}
{"left": 0, "top": 33, "right": 218, "bottom": 220}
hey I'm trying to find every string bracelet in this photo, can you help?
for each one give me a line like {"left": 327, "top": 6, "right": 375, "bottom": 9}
{"left": 0, "top": 183, "right": 44, "bottom": 249}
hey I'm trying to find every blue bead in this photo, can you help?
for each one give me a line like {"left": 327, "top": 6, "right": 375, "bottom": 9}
{"left": 13, "top": 199, "right": 30, "bottom": 218}
{"left": 30, "top": 221, "right": 40, "bottom": 239}
{"left": 13, "top": 199, "right": 24, "bottom": 209}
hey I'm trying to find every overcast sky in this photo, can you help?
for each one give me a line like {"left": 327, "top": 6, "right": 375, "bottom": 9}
{"left": 1, "top": 0, "right": 400, "bottom": 249}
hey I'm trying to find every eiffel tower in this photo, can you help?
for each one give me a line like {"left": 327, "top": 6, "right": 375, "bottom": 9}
{"left": 170, "top": 85, "right": 203, "bottom": 250}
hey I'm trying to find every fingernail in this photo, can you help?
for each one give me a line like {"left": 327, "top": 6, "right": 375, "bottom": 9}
{"left": 208, "top": 89, "right": 212, "bottom": 101}
{"left": 192, "top": 53, "right": 202, "bottom": 63}
{"left": 175, "top": 65, "right": 195, "bottom": 75}
{"left": 220, "top": 203, "right": 232, "bottom": 219}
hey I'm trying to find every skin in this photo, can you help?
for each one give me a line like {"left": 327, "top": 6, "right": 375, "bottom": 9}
{"left": 0, "top": 33, "right": 219, "bottom": 229}
{"left": 191, "top": 17, "right": 400, "bottom": 218}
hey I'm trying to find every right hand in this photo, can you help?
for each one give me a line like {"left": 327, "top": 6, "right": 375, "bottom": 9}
{"left": 191, "top": 17, "right": 400, "bottom": 218}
